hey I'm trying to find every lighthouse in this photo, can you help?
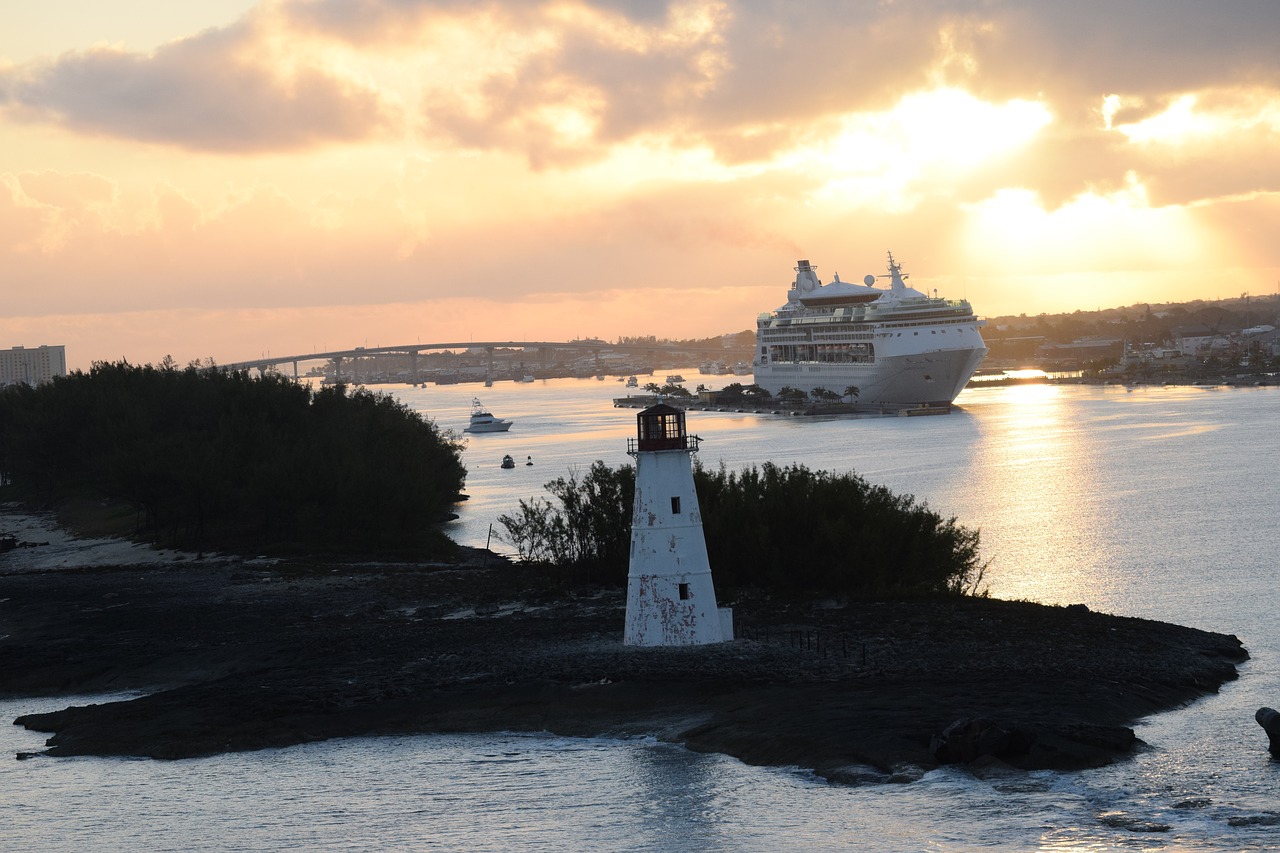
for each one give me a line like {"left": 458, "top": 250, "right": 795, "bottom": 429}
{"left": 624, "top": 403, "right": 731, "bottom": 646}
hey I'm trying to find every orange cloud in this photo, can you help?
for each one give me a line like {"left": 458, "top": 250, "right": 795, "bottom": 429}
{"left": 0, "top": 18, "right": 392, "bottom": 152}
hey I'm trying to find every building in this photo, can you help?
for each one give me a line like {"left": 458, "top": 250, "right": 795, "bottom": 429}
{"left": 0, "top": 345, "right": 67, "bottom": 387}
{"left": 1033, "top": 338, "right": 1124, "bottom": 366}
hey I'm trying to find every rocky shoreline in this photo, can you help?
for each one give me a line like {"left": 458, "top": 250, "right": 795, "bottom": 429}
{"left": 1, "top": 551, "right": 1248, "bottom": 783}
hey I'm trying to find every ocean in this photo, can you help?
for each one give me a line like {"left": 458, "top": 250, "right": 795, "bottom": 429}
{"left": 4, "top": 377, "right": 1278, "bottom": 851}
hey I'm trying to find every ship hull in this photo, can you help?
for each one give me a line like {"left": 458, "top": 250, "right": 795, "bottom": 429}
{"left": 754, "top": 343, "right": 988, "bottom": 406}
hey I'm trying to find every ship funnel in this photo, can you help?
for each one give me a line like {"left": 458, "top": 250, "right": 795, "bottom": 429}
{"left": 793, "top": 259, "right": 820, "bottom": 293}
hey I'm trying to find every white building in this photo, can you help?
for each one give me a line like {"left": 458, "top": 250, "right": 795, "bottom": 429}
{"left": 623, "top": 403, "right": 732, "bottom": 646}
{"left": 0, "top": 345, "right": 67, "bottom": 387}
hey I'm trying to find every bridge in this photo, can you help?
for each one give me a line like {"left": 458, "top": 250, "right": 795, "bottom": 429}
{"left": 221, "top": 340, "right": 741, "bottom": 382}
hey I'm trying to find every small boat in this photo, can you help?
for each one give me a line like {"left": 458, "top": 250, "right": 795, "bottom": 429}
{"left": 517, "top": 375, "right": 535, "bottom": 383}
{"left": 464, "top": 398, "right": 513, "bottom": 433}
{"left": 666, "top": 375, "right": 686, "bottom": 384}
{"left": 501, "top": 454, "right": 516, "bottom": 469}
{"left": 625, "top": 375, "right": 638, "bottom": 387}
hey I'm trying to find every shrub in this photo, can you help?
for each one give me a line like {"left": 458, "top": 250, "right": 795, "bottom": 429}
{"left": 496, "top": 459, "right": 986, "bottom": 598}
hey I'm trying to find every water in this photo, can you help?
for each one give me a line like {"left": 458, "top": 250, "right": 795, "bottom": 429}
{"left": 4, "top": 378, "right": 1279, "bottom": 851}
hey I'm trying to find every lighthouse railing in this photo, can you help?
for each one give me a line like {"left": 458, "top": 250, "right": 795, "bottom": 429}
{"left": 627, "top": 434, "right": 702, "bottom": 454}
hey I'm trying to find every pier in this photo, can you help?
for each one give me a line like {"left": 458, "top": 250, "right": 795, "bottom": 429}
{"left": 612, "top": 394, "right": 952, "bottom": 417}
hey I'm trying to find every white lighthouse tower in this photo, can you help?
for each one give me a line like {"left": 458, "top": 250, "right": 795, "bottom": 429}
{"left": 624, "top": 403, "right": 731, "bottom": 646}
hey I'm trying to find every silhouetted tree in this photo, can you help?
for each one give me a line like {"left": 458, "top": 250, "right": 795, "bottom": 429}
{"left": 496, "top": 460, "right": 986, "bottom": 599}
{"left": 0, "top": 361, "right": 465, "bottom": 556}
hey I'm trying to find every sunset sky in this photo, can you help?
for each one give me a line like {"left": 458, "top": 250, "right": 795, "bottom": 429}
{"left": 3, "top": 0, "right": 1279, "bottom": 370}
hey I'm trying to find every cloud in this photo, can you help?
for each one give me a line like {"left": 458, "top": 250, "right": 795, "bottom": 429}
{"left": 4, "top": 0, "right": 1280, "bottom": 369}
{"left": 0, "top": 174, "right": 59, "bottom": 252}
{"left": 0, "top": 16, "right": 392, "bottom": 153}
{"left": 17, "top": 170, "right": 116, "bottom": 210}
{"left": 414, "top": 1, "right": 733, "bottom": 168}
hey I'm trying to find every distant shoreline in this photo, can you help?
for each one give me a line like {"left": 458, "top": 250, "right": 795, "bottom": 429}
{"left": 1, "top": 516, "right": 1248, "bottom": 781}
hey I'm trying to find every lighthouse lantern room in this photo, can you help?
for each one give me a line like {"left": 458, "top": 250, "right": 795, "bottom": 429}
{"left": 624, "top": 403, "right": 731, "bottom": 646}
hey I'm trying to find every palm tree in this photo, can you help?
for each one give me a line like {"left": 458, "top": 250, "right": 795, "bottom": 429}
{"left": 777, "top": 385, "right": 806, "bottom": 403}
{"left": 843, "top": 385, "right": 860, "bottom": 403}
{"left": 809, "top": 386, "right": 840, "bottom": 402}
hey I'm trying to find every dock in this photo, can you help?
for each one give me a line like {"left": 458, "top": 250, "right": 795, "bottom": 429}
{"left": 612, "top": 395, "right": 952, "bottom": 418}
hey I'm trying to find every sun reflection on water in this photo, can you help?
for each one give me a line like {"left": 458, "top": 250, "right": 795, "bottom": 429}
{"left": 965, "top": 383, "right": 1119, "bottom": 607}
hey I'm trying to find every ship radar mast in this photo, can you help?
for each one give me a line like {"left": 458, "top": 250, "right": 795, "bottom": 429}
{"left": 876, "top": 251, "right": 909, "bottom": 292}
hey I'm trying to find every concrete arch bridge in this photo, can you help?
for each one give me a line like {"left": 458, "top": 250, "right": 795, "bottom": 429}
{"left": 221, "top": 340, "right": 744, "bottom": 385}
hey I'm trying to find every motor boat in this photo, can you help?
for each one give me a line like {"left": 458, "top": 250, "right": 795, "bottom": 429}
{"left": 464, "top": 398, "right": 513, "bottom": 433}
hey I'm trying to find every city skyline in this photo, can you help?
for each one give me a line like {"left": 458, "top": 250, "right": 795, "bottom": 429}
{"left": 3, "top": 1, "right": 1279, "bottom": 371}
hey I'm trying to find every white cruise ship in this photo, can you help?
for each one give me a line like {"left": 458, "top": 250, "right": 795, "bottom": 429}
{"left": 754, "top": 254, "right": 988, "bottom": 406}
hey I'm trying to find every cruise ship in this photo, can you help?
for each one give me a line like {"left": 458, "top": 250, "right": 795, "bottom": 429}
{"left": 753, "top": 254, "right": 988, "bottom": 406}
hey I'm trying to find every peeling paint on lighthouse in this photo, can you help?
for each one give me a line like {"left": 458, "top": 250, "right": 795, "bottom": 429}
{"left": 623, "top": 403, "right": 731, "bottom": 646}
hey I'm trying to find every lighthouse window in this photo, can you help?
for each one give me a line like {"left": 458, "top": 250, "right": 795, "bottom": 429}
{"left": 671, "top": 496, "right": 681, "bottom": 514}
{"left": 678, "top": 583, "right": 690, "bottom": 600}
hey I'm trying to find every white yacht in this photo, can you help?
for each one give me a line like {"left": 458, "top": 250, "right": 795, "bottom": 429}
{"left": 464, "top": 398, "right": 513, "bottom": 433}
{"left": 754, "top": 254, "right": 987, "bottom": 406}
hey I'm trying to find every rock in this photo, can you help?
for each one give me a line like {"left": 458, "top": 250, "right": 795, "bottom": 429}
{"left": 1255, "top": 707, "right": 1280, "bottom": 756}
{"left": 929, "top": 717, "right": 1034, "bottom": 764}
{"left": 0, "top": 559, "right": 1250, "bottom": 775}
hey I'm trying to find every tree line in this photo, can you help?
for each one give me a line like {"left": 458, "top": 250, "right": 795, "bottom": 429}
{"left": 498, "top": 460, "right": 986, "bottom": 599}
{"left": 0, "top": 360, "right": 466, "bottom": 555}
{"left": 642, "top": 382, "right": 860, "bottom": 406}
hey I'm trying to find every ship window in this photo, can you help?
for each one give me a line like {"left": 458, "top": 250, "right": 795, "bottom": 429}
{"left": 678, "top": 583, "right": 690, "bottom": 600}
{"left": 671, "top": 496, "right": 681, "bottom": 514}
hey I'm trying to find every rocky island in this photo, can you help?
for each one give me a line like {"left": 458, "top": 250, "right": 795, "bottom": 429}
{"left": 1, "top": 546, "right": 1247, "bottom": 783}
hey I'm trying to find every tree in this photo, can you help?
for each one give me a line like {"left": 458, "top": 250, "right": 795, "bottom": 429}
{"left": 844, "top": 385, "right": 860, "bottom": 403}
{"left": 497, "top": 462, "right": 634, "bottom": 580}
{"left": 0, "top": 361, "right": 465, "bottom": 556}
{"left": 777, "top": 386, "right": 807, "bottom": 404}
{"left": 496, "top": 459, "right": 987, "bottom": 599}
{"left": 809, "top": 386, "right": 840, "bottom": 402}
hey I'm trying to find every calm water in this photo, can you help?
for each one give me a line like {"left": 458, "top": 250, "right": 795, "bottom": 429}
{"left": 4, "top": 378, "right": 1279, "bottom": 851}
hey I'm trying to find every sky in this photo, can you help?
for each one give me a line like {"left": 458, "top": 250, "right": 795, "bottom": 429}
{"left": 3, "top": 0, "right": 1279, "bottom": 370}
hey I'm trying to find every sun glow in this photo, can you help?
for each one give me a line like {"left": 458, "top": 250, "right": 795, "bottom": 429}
{"left": 889, "top": 88, "right": 1052, "bottom": 168}
{"left": 1115, "top": 89, "right": 1280, "bottom": 145}
{"left": 961, "top": 174, "right": 1206, "bottom": 271}
{"left": 789, "top": 88, "right": 1052, "bottom": 208}
{"left": 1118, "top": 95, "right": 1219, "bottom": 144}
